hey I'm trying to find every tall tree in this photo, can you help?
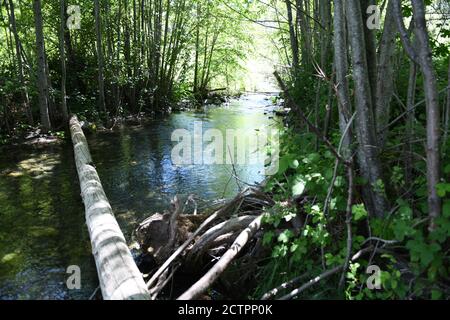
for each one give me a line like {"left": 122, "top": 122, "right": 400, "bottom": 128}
{"left": 346, "top": 0, "right": 389, "bottom": 218}
{"left": 59, "top": 0, "right": 69, "bottom": 123}
{"left": 333, "top": 0, "right": 352, "bottom": 158}
{"left": 94, "top": 0, "right": 106, "bottom": 114}
{"left": 393, "top": 0, "right": 442, "bottom": 229}
{"left": 7, "top": 0, "right": 33, "bottom": 125}
{"left": 375, "top": 0, "right": 398, "bottom": 147}
{"left": 285, "top": 0, "right": 299, "bottom": 71}
{"left": 32, "top": 0, "right": 51, "bottom": 131}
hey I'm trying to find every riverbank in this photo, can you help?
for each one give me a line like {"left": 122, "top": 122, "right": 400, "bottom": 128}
{"left": 0, "top": 91, "right": 244, "bottom": 149}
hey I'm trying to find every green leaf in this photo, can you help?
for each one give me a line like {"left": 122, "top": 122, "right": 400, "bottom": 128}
{"left": 292, "top": 176, "right": 306, "bottom": 196}
{"left": 352, "top": 204, "right": 367, "bottom": 221}
{"left": 277, "top": 229, "right": 293, "bottom": 243}
{"left": 262, "top": 231, "right": 274, "bottom": 246}
{"left": 290, "top": 159, "right": 299, "bottom": 169}
{"left": 431, "top": 289, "right": 443, "bottom": 300}
{"left": 444, "top": 164, "right": 450, "bottom": 174}
{"left": 443, "top": 200, "right": 450, "bottom": 218}
{"left": 436, "top": 183, "right": 450, "bottom": 197}
{"left": 393, "top": 220, "right": 415, "bottom": 241}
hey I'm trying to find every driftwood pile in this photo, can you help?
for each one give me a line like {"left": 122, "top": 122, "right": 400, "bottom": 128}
{"left": 134, "top": 187, "right": 275, "bottom": 300}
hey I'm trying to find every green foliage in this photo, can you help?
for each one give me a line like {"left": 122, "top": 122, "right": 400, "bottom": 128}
{"left": 255, "top": 120, "right": 450, "bottom": 300}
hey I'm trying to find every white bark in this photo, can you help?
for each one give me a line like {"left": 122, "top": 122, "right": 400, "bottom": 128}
{"left": 177, "top": 214, "right": 264, "bottom": 300}
{"left": 70, "top": 115, "right": 150, "bottom": 300}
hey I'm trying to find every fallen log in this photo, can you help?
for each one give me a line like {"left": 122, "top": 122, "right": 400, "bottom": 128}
{"left": 69, "top": 115, "right": 150, "bottom": 300}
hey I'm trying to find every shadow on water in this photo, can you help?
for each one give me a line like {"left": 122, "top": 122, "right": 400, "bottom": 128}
{"left": 0, "top": 93, "right": 280, "bottom": 299}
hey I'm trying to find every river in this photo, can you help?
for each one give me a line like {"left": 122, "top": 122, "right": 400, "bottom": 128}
{"left": 0, "top": 93, "right": 280, "bottom": 299}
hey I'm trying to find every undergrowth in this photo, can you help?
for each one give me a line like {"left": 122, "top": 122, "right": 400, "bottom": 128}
{"left": 252, "top": 127, "right": 450, "bottom": 300}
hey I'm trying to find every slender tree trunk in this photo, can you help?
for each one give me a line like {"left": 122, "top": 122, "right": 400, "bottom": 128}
{"left": 394, "top": 0, "right": 442, "bottom": 227}
{"left": 333, "top": 0, "right": 352, "bottom": 158}
{"left": 285, "top": 0, "right": 299, "bottom": 71}
{"left": 361, "top": 0, "right": 378, "bottom": 110}
{"left": 405, "top": 61, "right": 417, "bottom": 186}
{"left": 375, "top": 0, "right": 397, "bottom": 147}
{"left": 59, "top": 0, "right": 68, "bottom": 123}
{"left": 193, "top": 2, "right": 200, "bottom": 95}
{"left": 443, "top": 60, "right": 450, "bottom": 144}
{"left": 346, "top": 0, "right": 389, "bottom": 218}
{"left": 94, "top": 0, "right": 107, "bottom": 114}
{"left": 410, "top": 0, "right": 441, "bottom": 227}
{"left": 296, "top": 0, "right": 312, "bottom": 68}
{"left": 33, "top": 0, "right": 51, "bottom": 132}
{"left": 7, "top": 0, "right": 33, "bottom": 125}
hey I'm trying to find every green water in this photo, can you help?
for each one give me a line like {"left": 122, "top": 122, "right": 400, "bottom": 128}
{"left": 0, "top": 93, "right": 279, "bottom": 299}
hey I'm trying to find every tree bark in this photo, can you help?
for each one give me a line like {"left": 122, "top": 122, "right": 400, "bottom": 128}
{"left": 333, "top": 0, "right": 352, "bottom": 158}
{"left": 94, "top": 0, "right": 107, "bottom": 114}
{"left": 443, "top": 60, "right": 450, "bottom": 144}
{"left": 405, "top": 61, "right": 417, "bottom": 186}
{"left": 375, "top": 0, "right": 397, "bottom": 147}
{"left": 285, "top": 0, "right": 299, "bottom": 71}
{"left": 346, "top": 0, "right": 389, "bottom": 218}
{"left": 69, "top": 115, "right": 150, "bottom": 300}
{"left": 59, "top": 0, "right": 69, "bottom": 123}
{"left": 393, "top": 0, "right": 442, "bottom": 227}
{"left": 7, "top": 0, "right": 33, "bottom": 125}
{"left": 410, "top": 0, "right": 441, "bottom": 227}
{"left": 33, "top": 0, "right": 51, "bottom": 132}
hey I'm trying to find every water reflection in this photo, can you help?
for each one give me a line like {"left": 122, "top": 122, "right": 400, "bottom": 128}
{"left": 0, "top": 93, "right": 279, "bottom": 299}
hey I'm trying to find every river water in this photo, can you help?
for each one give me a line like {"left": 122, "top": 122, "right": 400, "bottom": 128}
{"left": 0, "top": 93, "right": 280, "bottom": 299}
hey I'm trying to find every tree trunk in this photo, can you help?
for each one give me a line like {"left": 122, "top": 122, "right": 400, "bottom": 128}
{"left": 443, "top": 60, "right": 450, "bottom": 144}
{"left": 33, "top": 0, "right": 51, "bottom": 132}
{"left": 410, "top": 0, "right": 441, "bottom": 228}
{"left": 405, "top": 61, "right": 417, "bottom": 186}
{"left": 7, "top": 0, "right": 33, "bottom": 125}
{"left": 393, "top": 0, "right": 442, "bottom": 227}
{"left": 375, "top": 0, "right": 397, "bottom": 147}
{"left": 94, "top": 0, "right": 107, "bottom": 114}
{"left": 69, "top": 115, "right": 150, "bottom": 300}
{"left": 333, "top": 0, "right": 352, "bottom": 158}
{"left": 285, "top": 0, "right": 299, "bottom": 71}
{"left": 346, "top": 0, "right": 389, "bottom": 218}
{"left": 59, "top": 0, "right": 69, "bottom": 123}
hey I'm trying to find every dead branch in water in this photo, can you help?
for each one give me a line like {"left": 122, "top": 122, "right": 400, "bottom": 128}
{"left": 185, "top": 215, "right": 259, "bottom": 264}
{"left": 177, "top": 214, "right": 265, "bottom": 300}
{"left": 144, "top": 188, "right": 253, "bottom": 290}
{"left": 136, "top": 186, "right": 272, "bottom": 297}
